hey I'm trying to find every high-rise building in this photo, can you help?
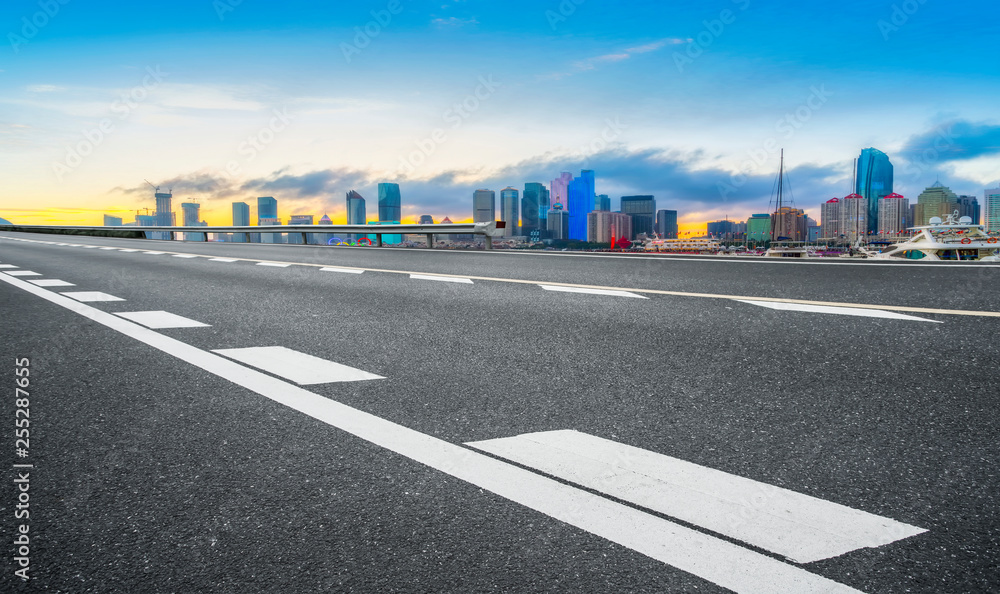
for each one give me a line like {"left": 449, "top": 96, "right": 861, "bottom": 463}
{"left": 547, "top": 206, "right": 570, "bottom": 240}
{"left": 550, "top": 172, "right": 573, "bottom": 211}
{"left": 152, "top": 189, "right": 173, "bottom": 240}
{"left": 820, "top": 198, "right": 841, "bottom": 240}
{"left": 985, "top": 187, "right": 1000, "bottom": 232}
{"left": 912, "top": 182, "right": 959, "bottom": 226}
{"left": 587, "top": 210, "right": 632, "bottom": 244}
{"left": 473, "top": 189, "right": 495, "bottom": 223}
{"left": 566, "top": 170, "right": 595, "bottom": 240}
{"left": 706, "top": 220, "right": 737, "bottom": 239}
{"left": 500, "top": 186, "right": 519, "bottom": 237}
{"left": 595, "top": 194, "right": 610, "bottom": 211}
{"left": 259, "top": 217, "right": 283, "bottom": 244}
{"left": 287, "top": 214, "right": 315, "bottom": 244}
{"left": 856, "top": 148, "right": 893, "bottom": 234}
{"left": 136, "top": 214, "right": 156, "bottom": 226}
{"left": 378, "top": 183, "right": 401, "bottom": 223}
{"left": 956, "top": 195, "right": 980, "bottom": 225}
{"left": 771, "top": 207, "right": 807, "bottom": 241}
{"left": 655, "top": 210, "right": 678, "bottom": 238}
{"left": 521, "top": 182, "right": 547, "bottom": 236}
{"left": 346, "top": 190, "right": 367, "bottom": 225}
{"left": 746, "top": 214, "right": 771, "bottom": 242}
{"left": 418, "top": 215, "right": 435, "bottom": 224}
{"left": 877, "top": 193, "right": 909, "bottom": 236}
{"left": 257, "top": 196, "right": 277, "bottom": 222}
{"left": 180, "top": 202, "right": 205, "bottom": 241}
{"left": 620, "top": 195, "right": 656, "bottom": 239}
{"left": 103, "top": 215, "right": 122, "bottom": 226}
{"left": 841, "top": 193, "right": 867, "bottom": 241}
{"left": 232, "top": 202, "right": 250, "bottom": 226}
{"left": 316, "top": 213, "right": 333, "bottom": 245}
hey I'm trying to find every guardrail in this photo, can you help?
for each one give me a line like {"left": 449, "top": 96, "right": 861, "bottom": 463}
{"left": 0, "top": 221, "right": 507, "bottom": 249}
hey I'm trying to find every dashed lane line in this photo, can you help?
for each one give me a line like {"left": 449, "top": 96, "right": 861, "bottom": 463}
{"left": 540, "top": 284, "right": 647, "bottom": 299}
{"left": 410, "top": 274, "right": 473, "bottom": 284}
{"left": 737, "top": 300, "right": 942, "bottom": 323}
{"left": 113, "top": 310, "right": 211, "bottom": 329}
{"left": 0, "top": 270, "right": 865, "bottom": 594}
{"left": 28, "top": 279, "right": 76, "bottom": 287}
{"left": 59, "top": 291, "right": 125, "bottom": 302}
{"left": 319, "top": 267, "right": 364, "bottom": 274}
{"left": 4, "top": 270, "right": 41, "bottom": 276}
{"left": 213, "top": 346, "right": 383, "bottom": 384}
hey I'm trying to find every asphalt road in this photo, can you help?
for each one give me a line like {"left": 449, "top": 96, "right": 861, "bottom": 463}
{"left": 1, "top": 231, "right": 998, "bottom": 593}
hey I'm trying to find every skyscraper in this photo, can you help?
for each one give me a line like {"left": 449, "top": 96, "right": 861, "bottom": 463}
{"left": 620, "top": 195, "right": 656, "bottom": 239}
{"left": 567, "top": 170, "right": 595, "bottom": 240}
{"left": 655, "top": 209, "right": 678, "bottom": 238}
{"left": 473, "top": 189, "right": 495, "bottom": 223}
{"left": 180, "top": 202, "right": 205, "bottom": 241}
{"left": 346, "top": 190, "right": 367, "bottom": 225}
{"left": 232, "top": 202, "right": 250, "bottom": 226}
{"left": 153, "top": 189, "right": 173, "bottom": 240}
{"left": 595, "top": 194, "right": 611, "bottom": 211}
{"left": 956, "top": 195, "right": 980, "bottom": 224}
{"left": 746, "top": 214, "right": 771, "bottom": 242}
{"left": 587, "top": 210, "right": 631, "bottom": 244}
{"left": 103, "top": 215, "right": 122, "bottom": 226}
{"left": 500, "top": 187, "right": 519, "bottom": 237}
{"left": 550, "top": 172, "right": 573, "bottom": 210}
{"left": 877, "top": 193, "right": 909, "bottom": 236}
{"left": 418, "top": 215, "right": 435, "bottom": 224}
{"left": 912, "top": 182, "right": 959, "bottom": 226}
{"left": 287, "top": 214, "right": 315, "bottom": 244}
{"left": 820, "top": 198, "right": 840, "bottom": 240}
{"left": 547, "top": 205, "right": 570, "bottom": 240}
{"left": 856, "top": 148, "right": 893, "bottom": 234}
{"left": 771, "top": 207, "right": 807, "bottom": 241}
{"left": 521, "top": 182, "right": 546, "bottom": 236}
{"left": 378, "top": 183, "right": 401, "bottom": 223}
{"left": 984, "top": 187, "right": 1000, "bottom": 232}
{"left": 257, "top": 196, "right": 277, "bottom": 223}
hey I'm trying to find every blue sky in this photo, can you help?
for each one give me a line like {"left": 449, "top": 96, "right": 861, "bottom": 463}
{"left": 2, "top": 0, "right": 998, "bottom": 226}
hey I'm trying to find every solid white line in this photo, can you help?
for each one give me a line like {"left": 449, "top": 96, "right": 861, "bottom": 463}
{"left": 319, "top": 267, "right": 364, "bottom": 274}
{"left": 209, "top": 258, "right": 238, "bottom": 262}
{"left": 212, "top": 346, "right": 383, "bottom": 384}
{"left": 5, "top": 271, "right": 41, "bottom": 276}
{"left": 410, "top": 274, "right": 473, "bottom": 284}
{"left": 0, "top": 271, "right": 866, "bottom": 594}
{"left": 256, "top": 262, "right": 290, "bottom": 267}
{"left": 59, "top": 291, "right": 125, "bottom": 302}
{"left": 466, "top": 430, "right": 926, "bottom": 564}
{"left": 113, "top": 311, "right": 211, "bottom": 329}
{"left": 540, "top": 284, "right": 648, "bottom": 299}
{"left": 172, "top": 254, "right": 199, "bottom": 259}
{"left": 737, "top": 300, "right": 942, "bottom": 323}
{"left": 28, "top": 279, "right": 76, "bottom": 287}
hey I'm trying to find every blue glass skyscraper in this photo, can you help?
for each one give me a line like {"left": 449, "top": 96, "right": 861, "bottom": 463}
{"left": 521, "top": 182, "right": 547, "bottom": 236}
{"left": 856, "top": 148, "right": 893, "bottom": 234}
{"left": 377, "top": 183, "right": 402, "bottom": 243}
{"left": 257, "top": 196, "right": 277, "bottom": 223}
{"left": 567, "top": 170, "right": 595, "bottom": 240}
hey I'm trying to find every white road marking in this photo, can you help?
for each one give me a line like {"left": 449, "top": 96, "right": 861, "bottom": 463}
{"left": 28, "top": 279, "right": 76, "bottom": 287}
{"left": 59, "top": 291, "right": 125, "bottom": 302}
{"left": 66, "top": 244, "right": 82, "bottom": 247}
{"left": 209, "top": 258, "right": 238, "bottom": 262}
{"left": 100, "top": 247, "right": 119, "bottom": 250}
{"left": 410, "top": 274, "right": 473, "bottom": 284}
{"left": 119, "top": 249, "right": 139, "bottom": 252}
{"left": 256, "top": 262, "right": 290, "bottom": 267}
{"left": 172, "top": 254, "right": 199, "bottom": 259}
{"left": 0, "top": 270, "right": 870, "bottom": 594}
{"left": 144, "top": 251, "right": 166, "bottom": 255}
{"left": 467, "top": 430, "right": 926, "bottom": 564}
{"left": 540, "top": 284, "right": 648, "bottom": 299}
{"left": 113, "top": 311, "right": 210, "bottom": 329}
{"left": 212, "top": 346, "right": 383, "bottom": 384}
{"left": 319, "top": 267, "right": 364, "bottom": 274}
{"left": 82, "top": 245, "right": 100, "bottom": 248}
{"left": 0, "top": 264, "right": 18, "bottom": 268}
{"left": 737, "top": 300, "right": 942, "bottom": 323}
{"left": 5, "top": 271, "right": 41, "bottom": 276}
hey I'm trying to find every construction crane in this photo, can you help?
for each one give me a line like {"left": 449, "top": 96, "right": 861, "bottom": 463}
{"left": 144, "top": 179, "right": 159, "bottom": 192}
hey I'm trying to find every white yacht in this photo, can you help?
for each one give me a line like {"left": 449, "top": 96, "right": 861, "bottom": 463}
{"left": 869, "top": 212, "right": 1000, "bottom": 261}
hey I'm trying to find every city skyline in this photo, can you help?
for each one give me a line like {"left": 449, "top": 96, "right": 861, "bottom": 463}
{"left": 1, "top": 0, "right": 998, "bottom": 233}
